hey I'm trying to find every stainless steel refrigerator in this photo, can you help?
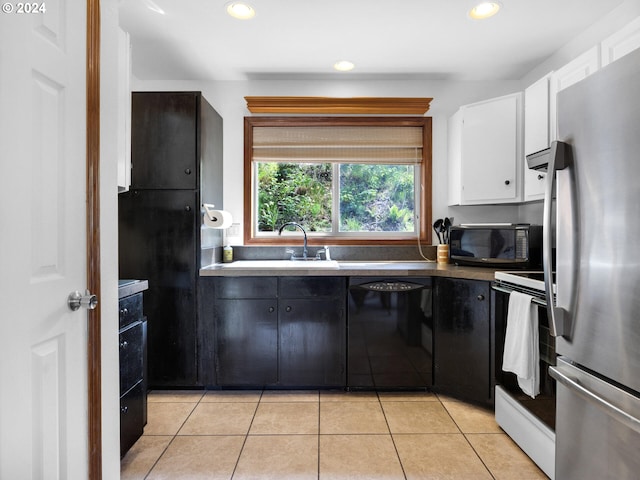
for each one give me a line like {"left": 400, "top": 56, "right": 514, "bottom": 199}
{"left": 532, "top": 48, "right": 640, "bottom": 479}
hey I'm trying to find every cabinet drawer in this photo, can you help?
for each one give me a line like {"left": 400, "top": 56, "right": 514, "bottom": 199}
{"left": 120, "top": 320, "right": 144, "bottom": 394}
{"left": 280, "top": 276, "right": 345, "bottom": 298}
{"left": 215, "top": 277, "right": 278, "bottom": 298}
{"left": 120, "top": 380, "right": 144, "bottom": 457}
{"left": 119, "top": 292, "right": 143, "bottom": 329}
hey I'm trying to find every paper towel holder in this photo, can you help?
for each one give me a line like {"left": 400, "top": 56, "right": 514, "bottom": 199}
{"left": 202, "top": 203, "right": 232, "bottom": 229}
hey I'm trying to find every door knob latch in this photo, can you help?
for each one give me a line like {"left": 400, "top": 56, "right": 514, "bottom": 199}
{"left": 68, "top": 290, "right": 98, "bottom": 311}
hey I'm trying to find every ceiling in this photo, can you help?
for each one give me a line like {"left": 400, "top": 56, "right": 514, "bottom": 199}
{"left": 119, "top": 0, "right": 624, "bottom": 82}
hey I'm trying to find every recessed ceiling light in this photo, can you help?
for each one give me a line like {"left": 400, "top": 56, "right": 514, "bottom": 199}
{"left": 142, "top": 0, "right": 165, "bottom": 15}
{"left": 226, "top": 2, "right": 256, "bottom": 20}
{"left": 469, "top": 2, "right": 501, "bottom": 20}
{"left": 334, "top": 60, "right": 355, "bottom": 72}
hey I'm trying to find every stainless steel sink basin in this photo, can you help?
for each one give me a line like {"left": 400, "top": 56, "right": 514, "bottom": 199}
{"left": 337, "top": 260, "right": 430, "bottom": 269}
{"left": 217, "top": 260, "right": 340, "bottom": 270}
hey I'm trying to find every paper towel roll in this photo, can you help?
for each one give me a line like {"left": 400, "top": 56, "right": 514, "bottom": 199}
{"left": 203, "top": 205, "right": 233, "bottom": 229}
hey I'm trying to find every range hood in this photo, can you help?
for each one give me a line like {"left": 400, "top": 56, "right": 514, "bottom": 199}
{"left": 526, "top": 141, "right": 571, "bottom": 172}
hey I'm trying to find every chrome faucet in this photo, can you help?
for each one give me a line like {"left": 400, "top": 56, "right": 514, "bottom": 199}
{"left": 278, "top": 222, "right": 308, "bottom": 259}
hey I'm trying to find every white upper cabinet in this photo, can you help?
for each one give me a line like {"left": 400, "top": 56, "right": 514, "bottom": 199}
{"left": 549, "top": 46, "right": 600, "bottom": 142}
{"left": 448, "top": 92, "right": 523, "bottom": 205}
{"left": 601, "top": 16, "right": 640, "bottom": 67}
{"left": 523, "top": 73, "right": 552, "bottom": 201}
{"left": 117, "top": 27, "right": 132, "bottom": 193}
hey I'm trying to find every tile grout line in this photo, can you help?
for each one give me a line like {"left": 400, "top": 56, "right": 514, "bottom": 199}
{"left": 143, "top": 392, "right": 205, "bottom": 479}
{"left": 377, "top": 391, "right": 409, "bottom": 480}
{"left": 317, "top": 393, "right": 321, "bottom": 480}
{"left": 229, "top": 389, "right": 264, "bottom": 480}
{"left": 439, "top": 400, "right": 497, "bottom": 480}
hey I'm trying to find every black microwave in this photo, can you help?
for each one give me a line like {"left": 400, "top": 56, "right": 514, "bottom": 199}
{"left": 449, "top": 224, "right": 542, "bottom": 268}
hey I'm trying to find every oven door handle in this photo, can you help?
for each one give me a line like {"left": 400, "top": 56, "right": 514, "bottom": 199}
{"left": 491, "top": 284, "right": 547, "bottom": 306}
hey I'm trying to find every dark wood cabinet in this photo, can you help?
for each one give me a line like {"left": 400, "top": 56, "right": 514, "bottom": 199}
{"left": 206, "top": 276, "right": 346, "bottom": 388}
{"left": 119, "top": 91, "right": 223, "bottom": 388}
{"left": 130, "top": 92, "right": 222, "bottom": 192}
{"left": 433, "top": 277, "right": 493, "bottom": 405}
{"left": 215, "top": 299, "right": 279, "bottom": 386}
{"left": 279, "top": 277, "right": 346, "bottom": 386}
{"left": 119, "top": 189, "right": 198, "bottom": 386}
{"left": 118, "top": 280, "right": 148, "bottom": 458}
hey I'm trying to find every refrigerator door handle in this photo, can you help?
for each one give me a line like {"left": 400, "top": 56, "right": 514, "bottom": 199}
{"left": 550, "top": 362, "right": 640, "bottom": 435}
{"left": 543, "top": 140, "right": 571, "bottom": 337}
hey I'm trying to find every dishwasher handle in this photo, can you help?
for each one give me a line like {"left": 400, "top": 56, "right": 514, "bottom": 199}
{"left": 353, "top": 281, "right": 427, "bottom": 292}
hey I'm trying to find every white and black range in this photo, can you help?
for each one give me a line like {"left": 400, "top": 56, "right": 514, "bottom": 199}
{"left": 492, "top": 270, "right": 556, "bottom": 478}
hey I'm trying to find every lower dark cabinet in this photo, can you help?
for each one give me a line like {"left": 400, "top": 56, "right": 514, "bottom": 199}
{"left": 120, "top": 381, "right": 145, "bottom": 457}
{"left": 279, "top": 297, "right": 345, "bottom": 386}
{"left": 210, "top": 276, "right": 346, "bottom": 388}
{"left": 433, "top": 277, "right": 492, "bottom": 405}
{"left": 214, "top": 298, "right": 278, "bottom": 386}
{"left": 118, "top": 281, "right": 148, "bottom": 457}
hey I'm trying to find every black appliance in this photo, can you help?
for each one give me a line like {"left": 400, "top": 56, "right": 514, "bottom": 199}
{"left": 492, "top": 271, "right": 556, "bottom": 477}
{"left": 347, "top": 277, "right": 432, "bottom": 389}
{"left": 449, "top": 224, "right": 542, "bottom": 268}
{"left": 119, "top": 91, "right": 223, "bottom": 387}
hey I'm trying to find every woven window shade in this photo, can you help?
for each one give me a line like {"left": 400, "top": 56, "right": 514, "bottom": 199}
{"left": 253, "top": 126, "right": 423, "bottom": 165}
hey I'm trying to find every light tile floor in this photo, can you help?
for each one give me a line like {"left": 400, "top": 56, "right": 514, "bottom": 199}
{"left": 121, "top": 390, "right": 549, "bottom": 480}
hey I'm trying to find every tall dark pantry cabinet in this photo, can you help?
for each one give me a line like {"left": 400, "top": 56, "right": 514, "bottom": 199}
{"left": 119, "top": 92, "right": 223, "bottom": 387}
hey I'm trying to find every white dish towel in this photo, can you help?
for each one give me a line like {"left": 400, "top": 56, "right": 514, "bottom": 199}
{"left": 502, "top": 291, "right": 540, "bottom": 398}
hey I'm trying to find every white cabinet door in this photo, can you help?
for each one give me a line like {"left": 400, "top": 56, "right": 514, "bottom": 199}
{"left": 524, "top": 74, "right": 551, "bottom": 201}
{"left": 447, "top": 109, "right": 463, "bottom": 206}
{"left": 451, "top": 93, "right": 522, "bottom": 205}
{"left": 117, "top": 28, "right": 132, "bottom": 192}
{"left": 601, "top": 16, "right": 640, "bottom": 67}
{"left": 550, "top": 46, "right": 600, "bottom": 141}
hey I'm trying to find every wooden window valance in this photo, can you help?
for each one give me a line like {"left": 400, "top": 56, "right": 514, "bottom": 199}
{"left": 244, "top": 96, "right": 432, "bottom": 115}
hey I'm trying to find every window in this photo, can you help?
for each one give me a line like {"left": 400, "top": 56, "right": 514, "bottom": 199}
{"left": 244, "top": 117, "right": 432, "bottom": 245}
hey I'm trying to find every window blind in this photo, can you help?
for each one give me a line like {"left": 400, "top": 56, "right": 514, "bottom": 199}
{"left": 252, "top": 126, "right": 423, "bottom": 165}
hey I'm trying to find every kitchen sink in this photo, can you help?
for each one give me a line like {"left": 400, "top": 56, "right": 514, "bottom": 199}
{"left": 217, "top": 260, "right": 340, "bottom": 270}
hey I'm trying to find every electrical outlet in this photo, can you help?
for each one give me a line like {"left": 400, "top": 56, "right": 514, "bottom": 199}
{"left": 228, "top": 223, "right": 241, "bottom": 237}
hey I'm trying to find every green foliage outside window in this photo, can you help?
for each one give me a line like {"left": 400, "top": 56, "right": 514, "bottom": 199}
{"left": 339, "top": 164, "right": 415, "bottom": 232}
{"left": 258, "top": 163, "right": 332, "bottom": 232}
{"left": 257, "top": 162, "right": 415, "bottom": 234}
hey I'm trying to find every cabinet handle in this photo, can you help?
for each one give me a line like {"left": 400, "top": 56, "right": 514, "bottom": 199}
{"left": 120, "top": 340, "right": 128, "bottom": 349}
{"left": 119, "top": 308, "right": 128, "bottom": 316}
{"left": 121, "top": 406, "right": 128, "bottom": 414}
{"left": 185, "top": 205, "right": 192, "bottom": 212}
{"left": 184, "top": 168, "right": 192, "bottom": 175}
{"left": 504, "top": 180, "right": 510, "bottom": 186}
{"left": 285, "top": 306, "right": 292, "bottom": 312}
{"left": 538, "top": 174, "right": 544, "bottom": 180}
{"left": 268, "top": 306, "right": 275, "bottom": 313}
{"left": 477, "top": 294, "right": 485, "bottom": 301}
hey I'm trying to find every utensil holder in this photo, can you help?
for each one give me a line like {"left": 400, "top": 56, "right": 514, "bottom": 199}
{"left": 437, "top": 244, "right": 449, "bottom": 264}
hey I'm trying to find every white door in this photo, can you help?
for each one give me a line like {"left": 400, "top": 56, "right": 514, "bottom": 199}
{"left": 0, "top": 1, "right": 91, "bottom": 478}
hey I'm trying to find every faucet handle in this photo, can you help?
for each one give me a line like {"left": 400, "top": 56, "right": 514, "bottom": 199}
{"left": 315, "top": 246, "right": 331, "bottom": 260}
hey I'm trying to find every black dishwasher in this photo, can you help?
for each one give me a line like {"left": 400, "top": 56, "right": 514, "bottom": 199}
{"left": 348, "top": 277, "right": 432, "bottom": 389}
